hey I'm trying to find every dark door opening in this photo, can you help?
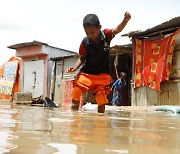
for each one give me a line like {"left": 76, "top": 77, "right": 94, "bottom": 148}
{"left": 108, "top": 54, "right": 132, "bottom": 106}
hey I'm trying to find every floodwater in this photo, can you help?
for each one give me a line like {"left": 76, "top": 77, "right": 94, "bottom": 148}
{"left": 0, "top": 101, "right": 180, "bottom": 154}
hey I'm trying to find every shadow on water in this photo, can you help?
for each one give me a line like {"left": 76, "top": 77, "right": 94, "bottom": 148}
{"left": 0, "top": 101, "right": 180, "bottom": 154}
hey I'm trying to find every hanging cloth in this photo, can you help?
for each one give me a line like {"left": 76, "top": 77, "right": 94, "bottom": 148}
{"left": 133, "top": 29, "right": 180, "bottom": 90}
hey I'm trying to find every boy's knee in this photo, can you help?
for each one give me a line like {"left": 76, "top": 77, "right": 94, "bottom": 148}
{"left": 95, "top": 90, "right": 108, "bottom": 106}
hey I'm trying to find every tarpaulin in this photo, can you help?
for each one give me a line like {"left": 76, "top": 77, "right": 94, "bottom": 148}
{"left": 134, "top": 29, "right": 180, "bottom": 90}
{"left": 0, "top": 57, "right": 22, "bottom": 99}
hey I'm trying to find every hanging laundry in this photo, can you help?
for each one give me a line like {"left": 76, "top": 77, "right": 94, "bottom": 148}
{"left": 133, "top": 29, "right": 180, "bottom": 90}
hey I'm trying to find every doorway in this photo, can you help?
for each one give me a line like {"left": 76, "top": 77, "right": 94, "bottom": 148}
{"left": 108, "top": 54, "right": 132, "bottom": 106}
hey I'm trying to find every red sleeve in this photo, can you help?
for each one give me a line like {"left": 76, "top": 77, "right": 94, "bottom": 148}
{"left": 79, "top": 42, "right": 87, "bottom": 57}
{"left": 104, "top": 29, "right": 114, "bottom": 41}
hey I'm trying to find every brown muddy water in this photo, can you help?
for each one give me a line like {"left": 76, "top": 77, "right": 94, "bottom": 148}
{"left": 0, "top": 101, "right": 180, "bottom": 154}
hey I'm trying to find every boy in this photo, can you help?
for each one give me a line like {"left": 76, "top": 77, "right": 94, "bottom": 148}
{"left": 66, "top": 12, "right": 131, "bottom": 113}
{"left": 111, "top": 72, "right": 126, "bottom": 106}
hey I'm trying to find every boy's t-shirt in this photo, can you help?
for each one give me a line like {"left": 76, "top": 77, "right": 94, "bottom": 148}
{"left": 113, "top": 79, "right": 126, "bottom": 92}
{"left": 79, "top": 29, "right": 114, "bottom": 75}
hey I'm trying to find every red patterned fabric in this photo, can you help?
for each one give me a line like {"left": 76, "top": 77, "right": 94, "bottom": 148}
{"left": 64, "top": 80, "right": 73, "bottom": 107}
{"left": 134, "top": 29, "right": 180, "bottom": 90}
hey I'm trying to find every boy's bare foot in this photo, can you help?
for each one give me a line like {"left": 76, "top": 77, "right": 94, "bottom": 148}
{"left": 98, "top": 104, "right": 105, "bottom": 113}
{"left": 71, "top": 100, "right": 79, "bottom": 111}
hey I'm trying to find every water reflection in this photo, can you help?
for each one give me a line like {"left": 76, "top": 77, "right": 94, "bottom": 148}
{"left": 0, "top": 101, "right": 180, "bottom": 154}
{"left": 0, "top": 103, "right": 18, "bottom": 153}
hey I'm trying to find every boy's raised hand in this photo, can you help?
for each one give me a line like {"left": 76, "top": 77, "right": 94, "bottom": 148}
{"left": 124, "top": 12, "right": 131, "bottom": 22}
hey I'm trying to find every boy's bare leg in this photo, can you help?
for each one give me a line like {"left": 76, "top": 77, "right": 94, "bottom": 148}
{"left": 71, "top": 100, "right": 80, "bottom": 111}
{"left": 98, "top": 104, "right": 105, "bottom": 113}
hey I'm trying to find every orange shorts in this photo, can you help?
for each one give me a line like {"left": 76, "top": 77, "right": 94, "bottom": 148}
{"left": 72, "top": 73, "right": 111, "bottom": 106}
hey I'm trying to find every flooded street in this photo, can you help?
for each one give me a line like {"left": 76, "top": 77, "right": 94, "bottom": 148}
{"left": 0, "top": 101, "right": 180, "bottom": 154}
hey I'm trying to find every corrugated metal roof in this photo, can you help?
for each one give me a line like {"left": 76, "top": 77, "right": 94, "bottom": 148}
{"left": 110, "top": 44, "right": 132, "bottom": 55}
{"left": 129, "top": 16, "right": 180, "bottom": 38}
{"left": 8, "top": 40, "right": 48, "bottom": 49}
{"left": 8, "top": 40, "right": 77, "bottom": 55}
{"left": 50, "top": 54, "right": 78, "bottom": 61}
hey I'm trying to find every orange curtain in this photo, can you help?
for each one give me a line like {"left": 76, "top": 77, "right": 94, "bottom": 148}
{"left": 134, "top": 29, "right": 180, "bottom": 90}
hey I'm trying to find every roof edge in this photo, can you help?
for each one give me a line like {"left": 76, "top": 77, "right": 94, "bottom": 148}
{"left": 8, "top": 40, "right": 48, "bottom": 49}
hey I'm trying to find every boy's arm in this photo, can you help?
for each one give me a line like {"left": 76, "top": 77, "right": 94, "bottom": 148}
{"left": 66, "top": 56, "right": 85, "bottom": 73}
{"left": 110, "top": 85, "right": 114, "bottom": 91}
{"left": 111, "top": 79, "right": 117, "bottom": 91}
{"left": 112, "top": 12, "right": 131, "bottom": 36}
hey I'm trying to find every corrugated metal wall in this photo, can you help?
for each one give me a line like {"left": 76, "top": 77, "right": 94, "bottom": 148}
{"left": 52, "top": 56, "right": 80, "bottom": 105}
{"left": 47, "top": 61, "right": 53, "bottom": 97}
{"left": 131, "top": 82, "right": 180, "bottom": 106}
{"left": 171, "top": 33, "right": 180, "bottom": 78}
{"left": 44, "top": 45, "right": 77, "bottom": 97}
{"left": 54, "top": 61, "right": 63, "bottom": 104}
{"left": 131, "top": 86, "right": 158, "bottom": 106}
{"left": 57, "top": 80, "right": 66, "bottom": 106}
{"left": 43, "top": 46, "right": 76, "bottom": 58}
{"left": 63, "top": 56, "right": 80, "bottom": 79}
{"left": 158, "top": 81, "right": 180, "bottom": 105}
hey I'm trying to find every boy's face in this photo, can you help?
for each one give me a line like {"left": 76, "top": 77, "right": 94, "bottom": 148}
{"left": 121, "top": 75, "right": 126, "bottom": 81}
{"left": 84, "top": 25, "right": 101, "bottom": 41}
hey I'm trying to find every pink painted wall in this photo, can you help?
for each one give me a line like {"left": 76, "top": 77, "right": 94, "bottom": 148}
{"left": 16, "top": 45, "right": 43, "bottom": 57}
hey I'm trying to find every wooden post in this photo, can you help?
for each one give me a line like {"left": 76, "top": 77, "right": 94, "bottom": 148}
{"left": 49, "top": 61, "right": 56, "bottom": 100}
{"left": 114, "top": 51, "right": 119, "bottom": 78}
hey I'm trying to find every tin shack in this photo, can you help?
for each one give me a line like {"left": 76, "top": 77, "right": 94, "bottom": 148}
{"left": 8, "top": 40, "right": 77, "bottom": 99}
{"left": 49, "top": 55, "right": 79, "bottom": 106}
